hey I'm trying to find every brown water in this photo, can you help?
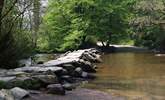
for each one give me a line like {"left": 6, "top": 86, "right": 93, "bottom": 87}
{"left": 85, "top": 52, "right": 165, "bottom": 100}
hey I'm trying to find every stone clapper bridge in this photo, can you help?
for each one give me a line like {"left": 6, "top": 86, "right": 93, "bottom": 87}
{"left": 0, "top": 48, "right": 102, "bottom": 99}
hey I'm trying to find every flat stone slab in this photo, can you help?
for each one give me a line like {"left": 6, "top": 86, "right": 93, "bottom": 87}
{"left": 0, "top": 76, "right": 16, "bottom": 82}
{"left": 44, "top": 49, "right": 94, "bottom": 67}
{"left": 14, "top": 67, "right": 63, "bottom": 73}
{"left": 44, "top": 59, "right": 79, "bottom": 67}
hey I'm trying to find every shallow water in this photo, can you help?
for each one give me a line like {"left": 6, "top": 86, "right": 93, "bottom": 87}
{"left": 85, "top": 52, "right": 165, "bottom": 99}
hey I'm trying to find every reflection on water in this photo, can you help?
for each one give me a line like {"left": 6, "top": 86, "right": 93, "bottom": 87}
{"left": 85, "top": 53, "right": 165, "bottom": 99}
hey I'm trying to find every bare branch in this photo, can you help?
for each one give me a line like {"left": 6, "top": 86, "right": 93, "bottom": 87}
{"left": 6, "top": 1, "right": 32, "bottom": 35}
{"left": 0, "top": 0, "right": 18, "bottom": 21}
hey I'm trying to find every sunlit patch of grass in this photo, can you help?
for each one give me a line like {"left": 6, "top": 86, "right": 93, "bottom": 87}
{"left": 119, "top": 40, "right": 135, "bottom": 45}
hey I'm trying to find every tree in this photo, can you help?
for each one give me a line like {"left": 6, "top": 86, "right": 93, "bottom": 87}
{"left": 0, "top": 0, "right": 4, "bottom": 32}
{"left": 39, "top": 0, "right": 132, "bottom": 52}
{"left": 131, "top": 0, "right": 165, "bottom": 51}
{"left": 33, "top": 0, "right": 41, "bottom": 48}
{"left": 0, "top": 0, "right": 34, "bottom": 68}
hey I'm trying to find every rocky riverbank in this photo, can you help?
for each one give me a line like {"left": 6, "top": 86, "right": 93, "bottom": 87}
{"left": 0, "top": 48, "right": 102, "bottom": 100}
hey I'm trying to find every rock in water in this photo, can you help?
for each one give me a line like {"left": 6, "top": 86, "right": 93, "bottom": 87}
{"left": 32, "top": 75, "right": 58, "bottom": 84}
{"left": 62, "top": 83, "right": 76, "bottom": 91}
{"left": 0, "top": 89, "right": 14, "bottom": 100}
{"left": 81, "top": 72, "right": 88, "bottom": 78}
{"left": 74, "top": 67, "right": 83, "bottom": 77}
{"left": 62, "top": 64, "right": 75, "bottom": 73}
{"left": 78, "top": 59, "right": 96, "bottom": 73}
{"left": 0, "top": 91, "right": 5, "bottom": 100}
{"left": 60, "top": 75, "right": 74, "bottom": 83}
{"left": 81, "top": 72, "right": 96, "bottom": 79}
{"left": 47, "top": 84, "right": 65, "bottom": 95}
{"left": 95, "top": 55, "right": 102, "bottom": 63}
{"left": 10, "top": 87, "right": 29, "bottom": 100}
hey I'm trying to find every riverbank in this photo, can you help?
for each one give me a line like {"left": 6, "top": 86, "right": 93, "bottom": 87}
{"left": 110, "top": 45, "right": 149, "bottom": 52}
{"left": 96, "top": 43, "right": 150, "bottom": 53}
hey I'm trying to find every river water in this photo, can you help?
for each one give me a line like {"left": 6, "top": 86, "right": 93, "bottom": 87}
{"left": 85, "top": 52, "right": 165, "bottom": 100}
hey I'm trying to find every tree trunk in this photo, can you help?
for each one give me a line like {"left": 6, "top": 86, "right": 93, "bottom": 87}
{"left": 0, "top": 0, "right": 4, "bottom": 35}
{"left": 106, "top": 32, "right": 112, "bottom": 47}
{"left": 101, "top": 41, "right": 105, "bottom": 47}
{"left": 106, "top": 40, "right": 110, "bottom": 47}
{"left": 81, "top": 35, "right": 87, "bottom": 44}
{"left": 33, "top": 0, "right": 40, "bottom": 48}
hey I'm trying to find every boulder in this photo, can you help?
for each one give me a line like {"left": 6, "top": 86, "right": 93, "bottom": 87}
{"left": 60, "top": 75, "right": 73, "bottom": 83}
{"left": 73, "top": 67, "right": 83, "bottom": 77}
{"left": 82, "top": 52, "right": 96, "bottom": 62}
{"left": 62, "top": 83, "right": 76, "bottom": 91}
{"left": 47, "top": 84, "right": 65, "bottom": 95}
{"left": 61, "top": 64, "right": 75, "bottom": 73}
{"left": 89, "top": 53, "right": 102, "bottom": 63}
{"left": 91, "top": 48, "right": 100, "bottom": 54}
{"left": 81, "top": 72, "right": 96, "bottom": 79}
{"left": 10, "top": 87, "right": 29, "bottom": 100}
{"left": 0, "top": 89, "right": 14, "bottom": 100}
{"left": 75, "top": 67, "right": 83, "bottom": 74}
{"left": 32, "top": 75, "right": 58, "bottom": 84}
{"left": 60, "top": 69, "right": 68, "bottom": 75}
{"left": 79, "top": 59, "right": 96, "bottom": 72}
{"left": 95, "top": 54, "right": 102, "bottom": 63}
{"left": 9, "top": 76, "right": 41, "bottom": 89}
{"left": 81, "top": 72, "right": 88, "bottom": 78}
{"left": 0, "top": 91, "right": 5, "bottom": 100}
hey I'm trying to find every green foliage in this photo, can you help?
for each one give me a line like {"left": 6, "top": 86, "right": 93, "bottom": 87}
{"left": 38, "top": 0, "right": 132, "bottom": 52}
{"left": 132, "top": 0, "right": 165, "bottom": 51}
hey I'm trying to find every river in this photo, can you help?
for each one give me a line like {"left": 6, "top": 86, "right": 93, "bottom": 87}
{"left": 85, "top": 52, "right": 165, "bottom": 100}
